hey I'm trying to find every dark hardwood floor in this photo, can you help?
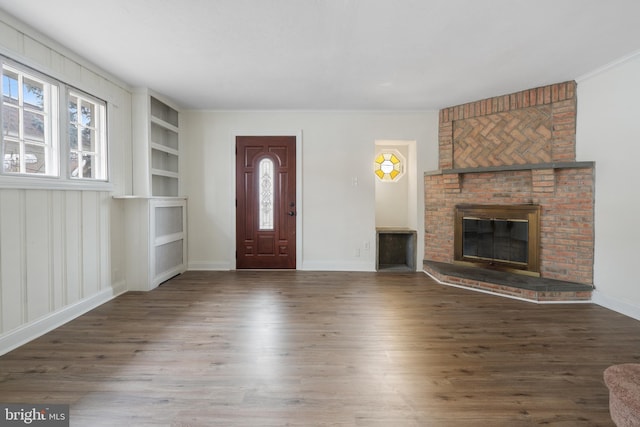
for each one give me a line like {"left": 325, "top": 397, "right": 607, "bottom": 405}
{"left": 1, "top": 271, "right": 639, "bottom": 426}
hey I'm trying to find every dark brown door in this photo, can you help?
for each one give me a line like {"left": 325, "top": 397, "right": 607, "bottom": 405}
{"left": 236, "top": 136, "right": 296, "bottom": 269}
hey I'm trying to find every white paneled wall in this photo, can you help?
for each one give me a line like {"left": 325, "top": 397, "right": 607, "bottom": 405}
{"left": 0, "top": 190, "right": 117, "bottom": 352}
{"left": 0, "top": 12, "right": 132, "bottom": 354}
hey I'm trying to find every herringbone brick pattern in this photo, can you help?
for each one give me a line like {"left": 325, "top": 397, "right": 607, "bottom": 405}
{"left": 453, "top": 106, "right": 552, "bottom": 168}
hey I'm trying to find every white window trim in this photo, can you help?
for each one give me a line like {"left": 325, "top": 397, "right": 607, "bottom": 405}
{"left": 1, "top": 61, "right": 59, "bottom": 177}
{"left": 67, "top": 88, "right": 108, "bottom": 182}
{"left": 0, "top": 55, "right": 112, "bottom": 191}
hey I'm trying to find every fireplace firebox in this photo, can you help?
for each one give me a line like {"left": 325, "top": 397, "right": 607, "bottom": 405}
{"left": 454, "top": 204, "right": 540, "bottom": 276}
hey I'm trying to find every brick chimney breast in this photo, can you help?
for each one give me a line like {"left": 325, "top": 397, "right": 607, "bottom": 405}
{"left": 425, "top": 81, "right": 594, "bottom": 285}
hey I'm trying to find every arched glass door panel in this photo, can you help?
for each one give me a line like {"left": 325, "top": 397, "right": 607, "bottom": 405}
{"left": 258, "top": 157, "right": 274, "bottom": 230}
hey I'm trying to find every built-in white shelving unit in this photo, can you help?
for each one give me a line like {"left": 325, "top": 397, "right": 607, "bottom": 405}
{"left": 132, "top": 89, "right": 182, "bottom": 197}
{"left": 119, "top": 89, "right": 187, "bottom": 291}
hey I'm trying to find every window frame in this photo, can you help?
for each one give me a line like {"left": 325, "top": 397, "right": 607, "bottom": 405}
{"left": 374, "top": 149, "right": 405, "bottom": 182}
{"left": 67, "top": 88, "right": 108, "bottom": 182}
{"left": 0, "top": 56, "right": 111, "bottom": 191}
{"left": 1, "top": 60, "right": 59, "bottom": 177}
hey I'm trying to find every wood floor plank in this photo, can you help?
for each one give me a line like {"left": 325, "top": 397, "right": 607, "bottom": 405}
{"left": 1, "top": 271, "right": 638, "bottom": 426}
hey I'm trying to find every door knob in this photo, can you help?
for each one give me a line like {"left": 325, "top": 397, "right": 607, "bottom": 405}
{"left": 288, "top": 211, "right": 296, "bottom": 216}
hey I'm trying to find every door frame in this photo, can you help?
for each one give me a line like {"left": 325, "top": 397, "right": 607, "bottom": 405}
{"left": 230, "top": 130, "right": 303, "bottom": 269}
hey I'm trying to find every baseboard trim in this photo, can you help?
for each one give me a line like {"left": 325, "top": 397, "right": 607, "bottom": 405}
{"left": 0, "top": 284, "right": 126, "bottom": 356}
{"left": 592, "top": 289, "right": 640, "bottom": 321}
{"left": 300, "top": 260, "right": 375, "bottom": 272}
{"left": 187, "top": 260, "right": 377, "bottom": 272}
{"left": 188, "top": 261, "right": 232, "bottom": 271}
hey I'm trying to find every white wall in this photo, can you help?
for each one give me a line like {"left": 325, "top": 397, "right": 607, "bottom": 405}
{"left": 0, "top": 12, "right": 132, "bottom": 354}
{"left": 576, "top": 51, "right": 640, "bottom": 320}
{"left": 183, "top": 111, "right": 439, "bottom": 272}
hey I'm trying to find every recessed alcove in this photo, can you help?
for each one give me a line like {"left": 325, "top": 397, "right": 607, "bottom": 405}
{"left": 374, "top": 140, "right": 418, "bottom": 272}
{"left": 376, "top": 228, "right": 417, "bottom": 272}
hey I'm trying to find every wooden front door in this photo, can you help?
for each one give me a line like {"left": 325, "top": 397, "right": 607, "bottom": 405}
{"left": 236, "top": 136, "right": 296, "bottom": 269}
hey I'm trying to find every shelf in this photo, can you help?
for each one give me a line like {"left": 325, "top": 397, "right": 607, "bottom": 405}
{"left": 151, "top": 149, "right": 179, "bottom": 174}
{"left": 150, "top": 96, "right": 179, "bottom": 127}
{"left": 150, "top": 116, "right": 179, "bottom": 133}
{"left": 150, "top": 121, "right": 179, "bottom": 151}
{"left": 151, "top": 169, "right": 179, "bottom": 179}
{"left": 151, "top": 142, "right": 179, "bottom": 156}
{"left": 133, "top": 89, "right": 181, "bottom": 198}
{"left": 113, "top": 195, "right": 187, "bottom": 200}
{"left": 152, "top": 175, "right": 179, "bottom": 197}
{"left": 425, "top": 161, "right": 595, "bottom": 176}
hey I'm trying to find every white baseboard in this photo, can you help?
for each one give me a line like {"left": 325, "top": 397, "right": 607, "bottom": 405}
{"left": 0, "top": 284, "right": 125, "bottom": 356}
{"left": 592, "top": 289, "right": 640, "bottom": 321}
{"left": 300, "top": 260, "right": 375, "bottom": 272}
{"left": 187, "top": 260, "right": 377, "bottom": 272}
{"left": 188, "top": 261, "right": 232, "bottom": 271}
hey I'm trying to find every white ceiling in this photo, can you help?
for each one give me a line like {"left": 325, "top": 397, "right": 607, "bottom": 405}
{"left": 1, "top": 0, "right": 639, "bottom": 111}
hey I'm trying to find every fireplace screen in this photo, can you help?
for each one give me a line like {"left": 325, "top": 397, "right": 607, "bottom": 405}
{"left": 462, "top": 218, "right": 528, "bottom": 265}
{"left": 454, "top": 204, "right": 540, "bottom": 275}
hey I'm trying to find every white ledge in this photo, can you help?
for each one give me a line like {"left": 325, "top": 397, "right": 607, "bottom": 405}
{"left": 0, "top": 175, "right": 114, "bottom": 191}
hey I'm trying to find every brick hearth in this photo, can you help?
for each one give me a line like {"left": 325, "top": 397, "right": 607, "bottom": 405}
{"left": 424, "top": 81, "right": 594, "bottom": 301}
{"left": 424, "top": 260, "right": 593, "bottom": 303}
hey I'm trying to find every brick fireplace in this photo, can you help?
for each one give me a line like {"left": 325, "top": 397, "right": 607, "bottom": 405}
{"left": 424, "top": 81, "right": 595, "bottom": 301}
